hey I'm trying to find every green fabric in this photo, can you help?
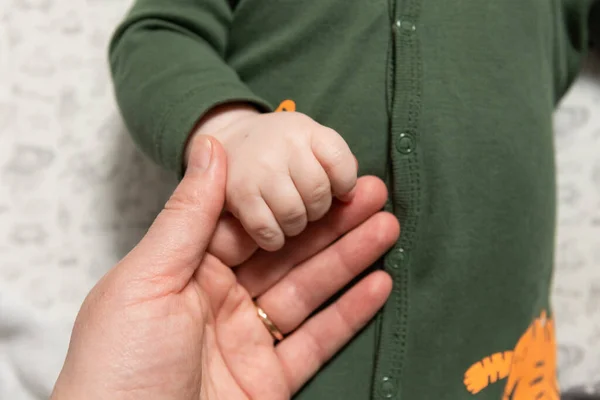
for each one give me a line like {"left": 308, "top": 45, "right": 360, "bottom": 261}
{"left": 109, "top": 1, "right": 596, "bottom": 399}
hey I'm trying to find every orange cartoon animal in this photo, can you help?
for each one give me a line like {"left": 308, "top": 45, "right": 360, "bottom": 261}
{"left": 464, "top": 310, "right": 559, "bottom": 400}
{"left": 275, "top": 99, "right": 296, "bottom": 112}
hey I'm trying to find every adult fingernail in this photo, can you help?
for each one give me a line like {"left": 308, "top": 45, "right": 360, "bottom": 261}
{"left": 190, "top": 136, "right": 213, "bottom": 173}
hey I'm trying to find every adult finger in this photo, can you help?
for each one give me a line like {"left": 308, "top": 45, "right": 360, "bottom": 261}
{"left": 122, "top": 136, "right": 226, "bottom": 291}
{"left": 236, "top": 176, "right": 389, "bottom": 297}
{"left": 276, "top": 270, "right": 392, "bottom": 394}
{"left": 255, "top": 211, "right": 399, "bottom": 333}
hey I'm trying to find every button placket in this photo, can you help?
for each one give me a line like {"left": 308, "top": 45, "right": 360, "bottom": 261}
{"left": 376, "top": 4, "right": 422, "bottom": 400}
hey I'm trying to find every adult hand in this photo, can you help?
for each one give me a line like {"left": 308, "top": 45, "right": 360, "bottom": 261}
{"left": 51, "top": 137, "right": 399, "bottom": 400}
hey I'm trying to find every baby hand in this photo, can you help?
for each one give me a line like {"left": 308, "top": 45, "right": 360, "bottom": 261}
{"left": 189, "top": 105, "right": 357, "bottom": 251}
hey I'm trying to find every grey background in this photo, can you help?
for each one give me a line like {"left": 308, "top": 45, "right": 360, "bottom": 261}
{"left": 0, "top": 0, "right": 598, "bottom": 398}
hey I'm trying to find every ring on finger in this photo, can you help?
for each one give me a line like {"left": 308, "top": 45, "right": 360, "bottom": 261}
{"left": 254, "top": 302, "right": 284, "bottom": 342}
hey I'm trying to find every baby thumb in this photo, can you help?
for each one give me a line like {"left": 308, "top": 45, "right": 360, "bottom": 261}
{"left": 123, "top": 136, "right": 227, "bottom": 289}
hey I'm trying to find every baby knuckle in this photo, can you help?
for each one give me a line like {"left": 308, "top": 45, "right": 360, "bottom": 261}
{"left": 228, "top": 182, "right": 257, "bottom": 202}
{"left": 325, "top": 148, "right": 348, "bottom": 169}
{"left": 329, "top": 150, "right": 346, "bottom": 167}
{"left": 287, "top": 111, "right": 313, "bottom": 126}
{"left": 253, "top": 226, "right": 280, "bottom": 242}
{"left": 279, "top": 207, "right": 306, "bottom": 227}
{"left": 308, "top": 181, "right": 331, "bottom": 205}
{"left": 256, "top": 158, "right": 284, "bottom": 174}
{"left": 323, "top": 126, "right": 343, "bottom": 139}
{"left": 277, "top": 112, "right": 312, "bottom": 133}
{"left": 285, "top": 132, "right": 310, "bottom": 150}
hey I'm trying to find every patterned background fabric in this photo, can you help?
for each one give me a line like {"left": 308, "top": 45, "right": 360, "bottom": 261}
{"left": 0, "top": 1, "right": 598, "bottom": 398}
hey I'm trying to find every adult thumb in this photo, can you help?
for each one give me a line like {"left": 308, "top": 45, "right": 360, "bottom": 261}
{"left": 122, "top": 135, "right": 227, "bottom": 289}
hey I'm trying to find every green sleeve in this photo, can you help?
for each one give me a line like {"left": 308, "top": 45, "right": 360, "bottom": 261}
{"left": 109, "top": 0, "right": 272, "bottom": 175}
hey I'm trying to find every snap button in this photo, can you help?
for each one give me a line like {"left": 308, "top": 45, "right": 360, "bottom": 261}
{"left": 394, "top": 19, "right": 416, "bottom": 32}
{"left": 395, "top": 133, "right": 415, "bottom": 154}
{"left": 388, "top": 247, "right": 405, "bottom": 270}
{"left": 397, "top": 247, "right": 405, "bottom": 261}
{"left": 381, "top": 376, "right": 395, "bottom": 398}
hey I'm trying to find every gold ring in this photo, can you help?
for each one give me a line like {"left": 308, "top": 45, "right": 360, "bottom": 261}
{"left": 255, "top": 304, "right": 284, "bottom": 342}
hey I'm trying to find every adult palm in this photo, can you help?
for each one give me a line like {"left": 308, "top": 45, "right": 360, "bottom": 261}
{"left": 52, "top": 137, "right": 399, "bottom": 400}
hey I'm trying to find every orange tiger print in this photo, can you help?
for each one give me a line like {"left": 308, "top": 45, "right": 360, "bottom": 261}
{"left": 464, "top": 310, "right": 559, "bottom": 400}
{"left": 275, "top": 99, "right": 296, "bottom": 112}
